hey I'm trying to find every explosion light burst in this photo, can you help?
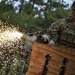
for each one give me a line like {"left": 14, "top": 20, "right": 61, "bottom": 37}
{"left": 0, "top": 21, "right": 26, "bottom": 75}
{"left": 0, "top": 26, "right": 23, "bottom": 48}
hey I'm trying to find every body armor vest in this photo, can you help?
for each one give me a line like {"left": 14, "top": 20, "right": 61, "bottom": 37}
{"left": 59, "top": 29, "right": 75, "bottom": 48}
{"left": 59, "top": 17, "right": 75, "bottom": 48}
{"left": 60, "top": 18, "right": 75, "bottom": 47}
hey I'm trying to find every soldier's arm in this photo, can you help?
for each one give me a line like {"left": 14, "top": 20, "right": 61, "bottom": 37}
{"left": 48, "top": 19, "right": 66, "bottom": 34}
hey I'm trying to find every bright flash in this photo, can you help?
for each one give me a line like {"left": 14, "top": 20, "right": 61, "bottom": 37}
{"left": 1, "top": 30, "right": 23, "bottom": 41}
{"left": 0, "top": 26, "right": 23, "bottom": 48}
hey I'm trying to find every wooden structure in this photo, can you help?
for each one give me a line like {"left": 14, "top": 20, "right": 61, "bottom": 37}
{"left": 27, "top": 42, "right": 75, "bottom": 75}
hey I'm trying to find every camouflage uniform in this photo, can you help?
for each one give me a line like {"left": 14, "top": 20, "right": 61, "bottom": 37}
{"left": 48, "top": 16, "right": 75, "bottom": 45}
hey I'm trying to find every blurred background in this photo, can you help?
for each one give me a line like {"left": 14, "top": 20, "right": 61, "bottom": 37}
{"left": 0, "top": 0, "right": 74, "bottom": 75}
{"left": 0, "top": 0, "right": 73, "bottom": 31}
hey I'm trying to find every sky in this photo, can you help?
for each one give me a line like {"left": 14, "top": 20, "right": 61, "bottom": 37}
{"left": 0, "top": 0, "right": 73, "bottom": 6}
{"left": 64, "top": 0, "right": 73, "bottom": 5}
{"left": 63, "top": 0, "right": 73, "bottom": 8}
{"left": 64, "top": 0, "right": 73, "bottom": 3}
{"left": 0, "top": 0, "right": 73, "bottom": 3}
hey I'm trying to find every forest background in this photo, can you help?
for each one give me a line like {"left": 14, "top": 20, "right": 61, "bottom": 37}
{"left": 0, "top": 0, "right": 73, "bottom": 32}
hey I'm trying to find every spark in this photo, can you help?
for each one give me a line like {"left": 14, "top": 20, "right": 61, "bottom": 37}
{"left": 0, "top": 20, "right": 26, "bottom": 75}
{"left": 0, "top": 26, "right": 23, "bottom": 48}
{"left": 1, "top": 30, "right": 23, "bottom": 41}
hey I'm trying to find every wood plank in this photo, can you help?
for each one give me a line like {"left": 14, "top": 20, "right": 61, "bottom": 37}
{"left": 47, "top": 67, "right": 60, "bottom": 75}
{"left": 28, "top": 66, "right": 42, "bottom": 74}
{"left": 27, "top": 42, "right": 75, "bottom": 75}
{"left": 66, "top": 67, "right": 75, "bottom": 74}
{"left": 48, "top": 60, "right": 60, "bottom": 70}
{"left": 29, "top": 57, "right": 44, "bottom": 66}
{"left": 33, "top": 43, "right": 75, "bottom": 61}
{"left": 68, "top": 60, "right": 75, "bottom": 69}
{"left": 26, "top": 71, "right": 41, "bottom": 75}
{"left": 47, "top": 71, "right": 57, "bottom": 75}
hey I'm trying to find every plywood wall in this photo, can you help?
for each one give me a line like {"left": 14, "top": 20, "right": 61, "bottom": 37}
{"left": 27, "top": 42, "right": 75, "bottom": 75}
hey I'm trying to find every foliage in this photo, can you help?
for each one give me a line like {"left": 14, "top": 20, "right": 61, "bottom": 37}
{"left": 0, "top": 0, "right": 72, "bottom": 75}
{"left": 0, "top": 1, "right": 14, "bottom": 13}
{"left": 0, "top": 0, "right": 71, "bottom": 31}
